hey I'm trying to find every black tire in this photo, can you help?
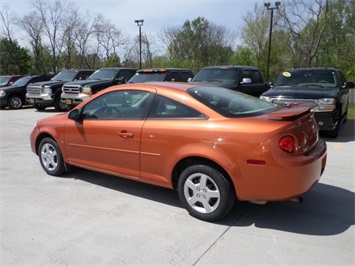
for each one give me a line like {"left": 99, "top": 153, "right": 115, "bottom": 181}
{"left": 34, "top": 104, "right": 46, "bottom": 111}
{"left": 38, "top": 137, "right": 66, "bottom": 176}
{"left": 66, "top": 104, "right": 75, "bottom": 111}
{"left": 54, "top": 95, "right": 67, "bottom": 112}
{"left": 327, "top": 112, "right": 341, "bottom": 138}
{"left": 8, "top": 95, "right": 23, "bottom": 109}
{"left": 177, "top": 164, "right": 235, "bottom": 222}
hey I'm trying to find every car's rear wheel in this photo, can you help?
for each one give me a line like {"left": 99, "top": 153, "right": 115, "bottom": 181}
{"left": 178, "top": 164, "right": 235, "bottom": 222}
{"left": 38, "top": 137, "right": 66, "bottom": 176}
{"left": 34, "top": 104, "right": 46, "bottom": 111}
{"left": 8, "top": 95, "right": 23, "bottom": 109}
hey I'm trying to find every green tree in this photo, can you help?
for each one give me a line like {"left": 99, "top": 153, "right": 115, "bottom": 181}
{"left": 316, "top": 0, "right": 355, "bottom": 80}
{"left": 161, "top": 17, "right": 235, "bottom": 73}
{"left": 0, "top": 38, "right": 31, "bottom": 74}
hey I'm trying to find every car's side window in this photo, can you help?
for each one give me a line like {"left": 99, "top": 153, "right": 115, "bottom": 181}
{"left": 166, "top": 71, "right": 180, "bottom": 81}
{"left": 251, "top": 70, "right": 262, "bottom": 83}
{"left": 241, "top": 70, "right": 253, "bottom": 84}
{"left": 148, "top": 95, "right": 204, "bottom": 119}
{"left": 81, "top": 90, "right": 151, "bottom": 120}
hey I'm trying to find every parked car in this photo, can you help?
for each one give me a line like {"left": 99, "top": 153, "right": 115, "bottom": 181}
{"left": 0, "top": 75, "right": 24, "bottom": 87}
{"left": 61, "top": 68, "right": 137, "bottom": 109}
{"left": 190, "top": 66, "right": 269, "bottom": 97}
{"left": 30, "top": 82, "right": 327, "bottom": 222}
{"left": 26, "top": 69, "right": 95, "bottom": 111}
{"left": 0, "top": 74, "right": 54, "bottom": 109}
{"left": 260, "top": 67, "right": 355, "bottom": 138}
{"left": 128, "top": 68, "right": 194, "bottom": 83}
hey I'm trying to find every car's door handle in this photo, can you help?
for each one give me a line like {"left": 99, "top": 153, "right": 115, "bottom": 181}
{"left": 119, "top": 131, "right": 133, "bottom": 139}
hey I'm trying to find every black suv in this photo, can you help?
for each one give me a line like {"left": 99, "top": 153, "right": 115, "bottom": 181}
{"left": 61, "top": 68, "right": 137, "bottom": 109}
{"left": 260, "top": 67, "right": 355, "bottom": 138}
{"left": 26, "top": 69, "right": 94, "bottom": 111}
{"left": 190, "top": 66, "right": 269, "bottom": 97}
{"left": 0, "top": 74, "right": 54, "bottom": 109}
{"left": 127, "top": 68, "right": 194, "bottom": 83}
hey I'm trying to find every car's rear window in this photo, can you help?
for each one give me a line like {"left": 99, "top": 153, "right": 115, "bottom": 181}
{"left": 188, "top": 86, "right": 280, "bottom": 117}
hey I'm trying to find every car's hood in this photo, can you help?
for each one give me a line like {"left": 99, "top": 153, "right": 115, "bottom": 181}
{"left": 0, "top": 85, "right": 24, "bottom": 91}
{"left": 262, "top": 86, "right": 338, "bottom": 99}
{"left": 28, "top": 80, "right": 69, "bottom": 87}
{"left": 63, "top": 79, "right": 112, "bottom": 86}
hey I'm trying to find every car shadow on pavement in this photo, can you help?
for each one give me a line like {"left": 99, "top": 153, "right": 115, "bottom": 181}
{"left": 70, "top": 168, "right": 182, "bottom": 208}
{"left": 70, "top": 168, "right": 353, "bottom": 235}
{"left": 230, "top": 183, "right": 354, "bottom": 236}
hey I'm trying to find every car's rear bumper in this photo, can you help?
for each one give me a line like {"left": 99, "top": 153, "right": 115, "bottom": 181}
{"left": 234, "top": 138, "right": 327, "bottom": 201}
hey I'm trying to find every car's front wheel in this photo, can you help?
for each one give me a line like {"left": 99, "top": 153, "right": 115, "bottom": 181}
{"left": 8, "top": 95, "right": 23, "bottom": 109}
{"left": 38, "top": 137, "right": 66, "bottom": 176}
{"left": 178, "top": 164, "right": 235, "bottom": 222}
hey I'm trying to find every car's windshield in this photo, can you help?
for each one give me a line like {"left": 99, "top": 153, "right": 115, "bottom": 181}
{"left": 188, "top": 86, "right": 280, "bottom": 117}
{"left": 88, "top": 69, "right": 118, "bottom": 80}
{"left": 52, "top": 71, "right": 77, "bottom": 81}
{"left": 11, "top": 76, "right": 32, "bottom": 87}
{"left": 128, "top": 72, "right": 166, "bottom": 83}
{"left": 275, "top": 70, "right": 338, "bottom": 88}
{"left": 192, "top": 69, "right": 238, "bottom": 84}
{"left": 0, "top": 76, "right": 10, "bottom": 85}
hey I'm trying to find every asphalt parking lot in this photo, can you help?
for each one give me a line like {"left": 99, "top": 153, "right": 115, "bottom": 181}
{"left": 1, "top": 107, "right": 354, "bottom": 265}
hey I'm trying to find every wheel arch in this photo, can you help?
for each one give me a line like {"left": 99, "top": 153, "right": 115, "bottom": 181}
{"left": 34, "top": 133, "right": 56, "bottom": 155}
{"left": 171, "top": 156, "right": 238, "bottom": 197}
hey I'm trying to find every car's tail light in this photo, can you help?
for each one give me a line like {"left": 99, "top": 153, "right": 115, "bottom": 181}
{"left": 279, "top": 135, "right": 295, "bottom": 153}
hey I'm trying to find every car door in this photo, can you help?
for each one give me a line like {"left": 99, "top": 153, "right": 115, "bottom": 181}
{"left": 238, "top": 69, "right": 263, "bottom": 97}
{"left": 140, "top": 94, "right": 206, "bottom": 187}
{"left": 64, "top": 88, "right": 154, "bottom": 179}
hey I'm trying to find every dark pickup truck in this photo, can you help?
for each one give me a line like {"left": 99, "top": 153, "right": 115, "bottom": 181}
{"left": 260, "top": 67, "right": 355, "bottom": 138}
{"left": 26, "top": 69, "right": 94, "bottom": 111}
{"left": 0, "top": 74, "right": 54, "bottom": 109}
{"left": 61, "top": 68, "right": 137, "bottom": 109}
{"left": 190, "top": 66, "right": 269, "bottom": 97}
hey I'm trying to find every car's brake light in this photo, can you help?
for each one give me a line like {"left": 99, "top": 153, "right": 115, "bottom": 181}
{"left": 279, "top": 135, "right": 295, "bottom": 153}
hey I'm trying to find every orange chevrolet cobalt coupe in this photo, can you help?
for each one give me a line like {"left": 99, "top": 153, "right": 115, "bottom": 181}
{"left": 30, "top": 82, "right": 327, "bottom": 221}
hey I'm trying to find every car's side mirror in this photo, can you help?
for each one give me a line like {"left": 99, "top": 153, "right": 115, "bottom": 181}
{"left": 344, "top": 81, "right": 355, "bottom": 89}
{"left": 187, "top": 77, "right": 193, "bottom": 82}
{"left": 266, "top": 81, "right": 273, "bottom": 88}
{"left": 68, "top": 109, "right": 81, "bottom": 121}
{"left": 116, "top": 76, "right": 127, "bottom": 84}
{"left": 241, "top": 78, "right": 252, "bottom": 84}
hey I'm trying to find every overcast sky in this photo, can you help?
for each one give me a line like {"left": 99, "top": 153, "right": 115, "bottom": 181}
{"left": 4, "top": 0, "right": 269, "bottom": 40}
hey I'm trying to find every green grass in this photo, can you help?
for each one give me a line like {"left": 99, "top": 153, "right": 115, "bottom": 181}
{"left": 348, "top": 103, "right": 355, "bottom": 120}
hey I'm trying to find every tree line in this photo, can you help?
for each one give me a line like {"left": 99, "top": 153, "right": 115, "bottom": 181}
{"left": 0, "top": 0, "right": 354, "bottom": 81}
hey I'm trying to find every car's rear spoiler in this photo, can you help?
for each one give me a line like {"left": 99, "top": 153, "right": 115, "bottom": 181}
{"left": 267, "top": 105, "right": 315, "bottom": 121}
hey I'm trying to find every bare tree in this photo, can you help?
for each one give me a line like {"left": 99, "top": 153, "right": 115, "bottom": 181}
{"left": 0, "top": 5, "right": 17, "bottom": 41}
{"left": 278, "top": 0, "right": 328, "bottom": 67}
{"left": 31, "top": 0, "right": 72, "bottom": 73}
{"left": 18, "top": 12, "right": 46, "bottom": 73}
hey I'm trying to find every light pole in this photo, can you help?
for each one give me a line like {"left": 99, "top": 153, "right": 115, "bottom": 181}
{"left": 264, "top": 1, "right": 280, "bottom": 81}
{"left": 134, "top": 19, "right": 144, "bottom": 69}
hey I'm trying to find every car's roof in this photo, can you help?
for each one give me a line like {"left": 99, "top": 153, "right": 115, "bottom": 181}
{"left": 136, "top": 68, "right": 193, "bottom": 72}
{"left": 285, "top": 67, "right": 339, "bottom": 71}
{"left": 109, "top": 81, "right": 203, "bottom": 92}
{"left": 98, "top": 67, "right": 137, "bottom": 70}
{"left": 201, "top": 65, "right": 259, "bottom": 70}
